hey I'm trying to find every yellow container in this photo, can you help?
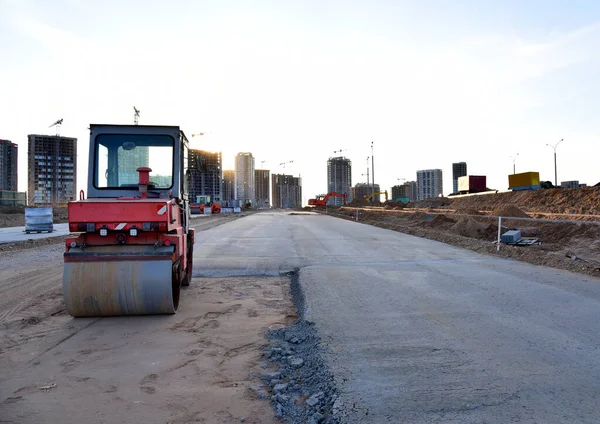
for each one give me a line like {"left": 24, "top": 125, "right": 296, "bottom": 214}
{"left": 508, "top": 172, "right": 540, "bottom": 189}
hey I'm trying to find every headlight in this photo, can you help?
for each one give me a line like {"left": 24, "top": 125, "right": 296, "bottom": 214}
{"left": 99, "top": 227, "right": 108, "bottom": 237}
{"left": 129, "top": 227, "right": 138, "bottom": 237}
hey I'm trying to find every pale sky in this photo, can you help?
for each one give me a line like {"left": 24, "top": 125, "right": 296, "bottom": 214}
{"left": 2, "top": 0, "right": 599, "bottom": 204}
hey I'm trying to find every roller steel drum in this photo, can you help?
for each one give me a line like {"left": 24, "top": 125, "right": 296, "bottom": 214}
{"left": 63, "top": 246, "right": 180, "bottom": 317}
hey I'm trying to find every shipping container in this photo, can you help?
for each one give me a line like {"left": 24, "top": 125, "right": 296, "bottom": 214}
{"left": 395, "top": 197, "right": 410, "bottom": 204}
{"left": 508, "top": 172, "right": 540, "bottom": 190}
{"left": 457, "top": 175, "right": 487, "bottom": 193}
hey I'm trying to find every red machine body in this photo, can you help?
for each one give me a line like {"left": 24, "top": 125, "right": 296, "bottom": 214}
{"left": 62, "top": 124, "right": 195, "bottom": 317}
{"left": 308, "top": 192, "right": 347, "bottom": 207}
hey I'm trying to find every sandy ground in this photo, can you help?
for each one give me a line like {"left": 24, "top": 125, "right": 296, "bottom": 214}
{"left": 0, "top": 212, "right": 289, "bottom": 424}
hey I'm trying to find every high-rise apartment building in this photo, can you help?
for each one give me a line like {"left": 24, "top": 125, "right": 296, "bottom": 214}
{"left": 188, "top": 149, "right": 222, "bottom": 203}
{"left": 255, "top": 169, "right": 270, "bottom": 208}
{"left": 222, "top": 170, "right": 234, "bottom": 202}
{"left": 235, "top": 152, "right": 255, "bottom": 202}
{"left": 391, "top": 181, "right": 417, "bottom": 202}
{"left": 28, "top": 134, "right": 77, "bottom": 205}
{"left": 327, "top": 156, "right": 352, "bottom": 205}
{"left": 272, "top": 174, "right": 302, "bottom": 208}
{"left": 352, "top": 183, "right": 380, "bottom": 202}
{"left": 118, "top": 146, "right": 149, "bottom": 186}
{"left": 0, "top": 139, "right": 18, "bottom": 192}
{"left": 417, "top": 169, "right": 443, "bottom": 200}
{"left": 452, "top": 162, "right": 467, "bottom": 194}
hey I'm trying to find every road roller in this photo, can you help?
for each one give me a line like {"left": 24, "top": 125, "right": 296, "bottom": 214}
{"left": 63, "top": 124, "right": 195, "bottom": 317}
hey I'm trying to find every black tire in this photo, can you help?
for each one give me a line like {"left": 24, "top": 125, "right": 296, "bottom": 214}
{"left": 181, "top": 236, "right": 193, "bottom": 287}
{"left": 171, "top": 258, "right": 181, "bottom": 312}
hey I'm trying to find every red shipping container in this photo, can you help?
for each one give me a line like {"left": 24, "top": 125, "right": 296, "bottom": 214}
{"left": 458, "top": 175, "right": 487, "bottom": 193}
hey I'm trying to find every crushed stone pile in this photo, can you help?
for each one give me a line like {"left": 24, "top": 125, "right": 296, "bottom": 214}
{"left": 493, "top": 205, "right": 530, "bottom": 218}
{"left": 262, "top": 322, "right": 342, "bottom": 424}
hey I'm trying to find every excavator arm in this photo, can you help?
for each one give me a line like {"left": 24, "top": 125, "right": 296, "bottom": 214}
{"left": 308, "top": 192, "right": 347, "bottom": 207}
{"left": 367, "top": 191, "right": 388, "bottom": 202}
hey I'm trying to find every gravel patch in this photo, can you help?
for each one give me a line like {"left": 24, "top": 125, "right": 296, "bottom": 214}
{"left": 260, "top": 270, "right": 344, "bottom": 423}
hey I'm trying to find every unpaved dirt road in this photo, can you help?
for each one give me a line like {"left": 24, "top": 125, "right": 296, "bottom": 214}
{"left": 1, "top": 214, "right": 291, "bottom": 424}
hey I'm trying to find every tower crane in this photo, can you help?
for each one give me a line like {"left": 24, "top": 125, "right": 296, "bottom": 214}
{"left": 333, "top": 148, "right": 355, "bottom": 155}
{"left": 49, "top": 119, "right": 63, "bottom": 136}
{"left": 133, "top": 107, "right": 140, "bottom": 125}
{"left": 279, "top": 160, "right": 294, "bottom": 169}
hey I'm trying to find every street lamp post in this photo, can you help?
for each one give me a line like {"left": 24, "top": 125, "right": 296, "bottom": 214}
{"left": 545, "top": 139, "right": 564, "bottom": 187}
{"left": 511, "top": 153, "right": 519, "bottom": 175}
{"left": 371, "top": 142, "right": 375, "bottom": 200}
{"left": 366, "top": 157, "right": 370, "bottom": 200}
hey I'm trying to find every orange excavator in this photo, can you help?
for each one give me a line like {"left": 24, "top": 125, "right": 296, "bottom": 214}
{"left": 308, "top": 192, "right": 347, "bottom": 207}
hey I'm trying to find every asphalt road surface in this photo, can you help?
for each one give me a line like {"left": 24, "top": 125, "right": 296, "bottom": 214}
{"left": 196, "top": 211, "right": 600, "bottom": 423}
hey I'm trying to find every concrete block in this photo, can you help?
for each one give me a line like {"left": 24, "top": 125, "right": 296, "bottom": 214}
{"left": 501, "top": 230, "right": 521, "bottom": 244}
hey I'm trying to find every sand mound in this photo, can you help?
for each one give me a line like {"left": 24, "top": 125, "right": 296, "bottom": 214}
{"left": 347, "top": 198, "right": 369, "bottom": 207}
{"left": 451, "top": 217, "right": 490, "bottom": 238}
{"left": 493, "top": 205, "right": 530, "bottom": 218}
{"left": 429, "top": 214, "right": 455, "bottom": 227}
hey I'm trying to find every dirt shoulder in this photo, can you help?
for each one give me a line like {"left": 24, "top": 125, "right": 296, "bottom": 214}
{"left": 0, "top": 211, "right": 285, "bottom": 423}
{"left": 326, "top": 208, "right": 600, "bottom": 278}
{"left": 1, "top": 271, "right": 293, "bottom": 424}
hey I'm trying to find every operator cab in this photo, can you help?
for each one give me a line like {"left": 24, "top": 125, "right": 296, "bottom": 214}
{"left": 87, "top": 124, "right": 189, "bottom": 200}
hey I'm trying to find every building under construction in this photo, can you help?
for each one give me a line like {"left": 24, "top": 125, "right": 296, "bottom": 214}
{"left": 272, "top": 174, "right": 302, "bottom": 209}
{"left": 222, "top": 170, "right": 234, "bottom": 203}
{"left": 327, "top": 156, "right": 352, "bottom": 205}
{"left": 28, "top": 134, "right": 77, "bottom": 205}
{"left": 392, "top": 181, "right": 417, "bottom": 202}
{"left": 0, "top": 139, "right": 18, "bottom": 192}
{"left": 255, "top": 169, "right": 270, "bottom": 208}
{"left": 187, "top": 149, "right": 222, "bottom": 203}
{"left": 352, "top": 182, "right": 381, "bottom": 202}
